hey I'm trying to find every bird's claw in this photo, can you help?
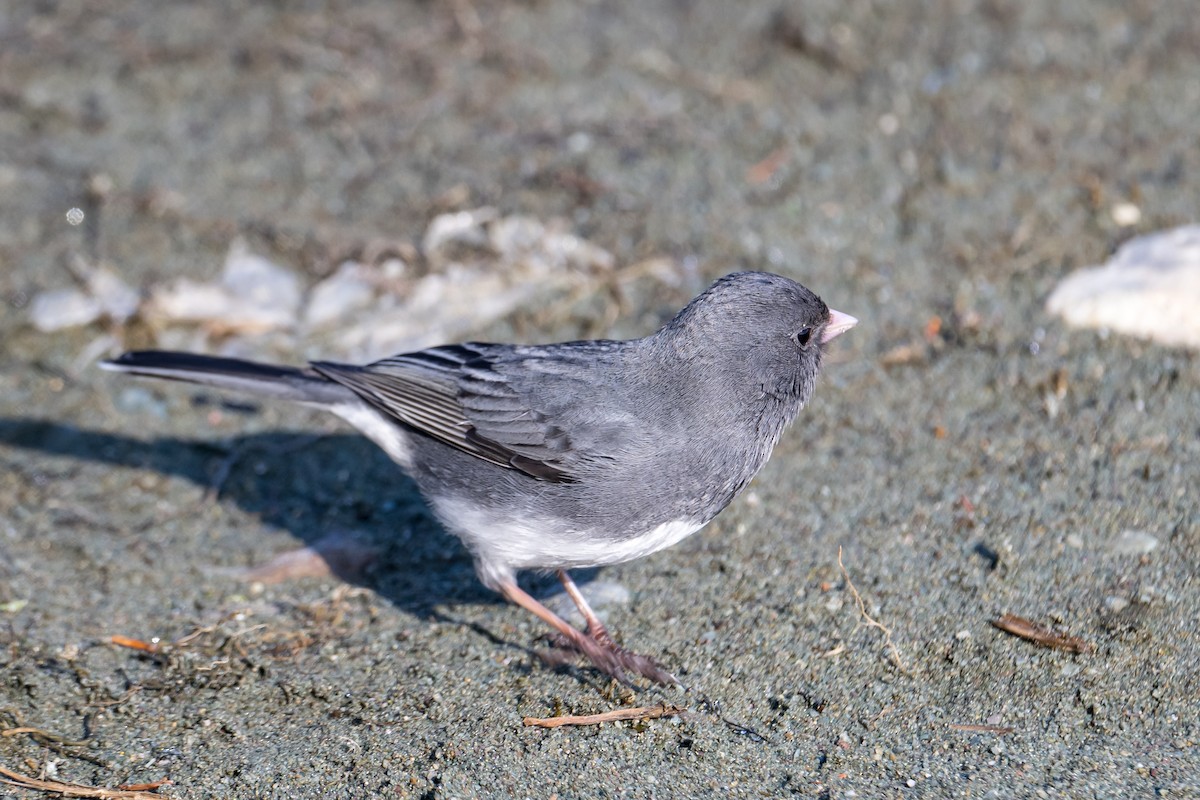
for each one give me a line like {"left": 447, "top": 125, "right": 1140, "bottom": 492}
{"left": 551, "top": 631, "right": 677, "bottom": 687}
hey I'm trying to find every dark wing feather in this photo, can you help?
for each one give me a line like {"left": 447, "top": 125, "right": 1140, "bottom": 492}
{"left": 310, "top": 344, "right": 583, "bottom": 482}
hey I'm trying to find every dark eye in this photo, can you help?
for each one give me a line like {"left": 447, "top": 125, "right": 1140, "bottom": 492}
{"left": 792, "top": 327, "right": 813, "bottom": 347}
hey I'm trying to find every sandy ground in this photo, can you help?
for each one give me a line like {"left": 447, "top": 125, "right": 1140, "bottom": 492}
{"left": 1, "top": 1, "right": 1198, "bottom": 797}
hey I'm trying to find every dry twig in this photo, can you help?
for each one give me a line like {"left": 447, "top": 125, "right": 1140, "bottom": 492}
{"left": 118, "top": 781, "right": 172, "bottom": 792}
{"left": 109, "top": 635, "right": 161, "bottom": 654}
{"left": 991, "top": 613, "right": 1092, "bottom": 653}
{"left": 523, "top": 704, "right": 684, "bottom": 729}
{"left": 838, "top": 547, "right": 909, "bottom": 673}
{"left": 0, "top": 710, "right": 104, "bottom": 767}
{"left": 0, "top": 766, "right": 170, "bottom": 799}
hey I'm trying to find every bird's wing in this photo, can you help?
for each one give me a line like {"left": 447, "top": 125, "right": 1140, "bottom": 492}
{"left": 311, "top": 342, "right": 630, "bottom": 482}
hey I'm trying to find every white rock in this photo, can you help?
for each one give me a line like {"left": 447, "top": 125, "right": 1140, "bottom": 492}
{"left": 1104, "top": 595, "right": 1130, "bottom": 613}
{"left": 325, "top": 215, "right": 618, "bottom": 360}
{"left": 87, "top": 267, "right": 140, "bottom": 323}
{"left": 488, "top": 215, "right": 546, "bottom": 260}
{"left": 220, "top": 239, "right": 302, "bottom": 323}
{"left": 146, "top": 279, "right": 235, "bottom": 323}
{"left": 1110, "top": 529, "right": 1159, "bottom": 556}
{"left": 1046, "top": 226, "right": 1200, "bottom": 349}
{"left": 305, "top": 261, "right": 377, "bottom": 328}
{"left": 147, "top": 241, "right": 302, "bottom": 333}
{"left": 542, "top": 229, "right": 615, "bottom": 273}
{"left": 490, "top": 215, "right": 615, "bottom": 273}
{"left": 334, "top": 260, "right": 573, "bottom": 360}
{"left": 28, "top": 265, "right": 141, "bottom": 331}
{"left": 421, "top": 207, "right": 497, "bottom": 261}
{"left": 1110, "top": 202, "right": 1141, "bottom": 227}
{"left": 29, "top": 287, "right": 102, "bottom": 331}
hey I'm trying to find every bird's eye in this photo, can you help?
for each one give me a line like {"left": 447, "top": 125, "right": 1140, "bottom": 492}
{"left": 792, "top": 327, "right": 813, "bottom": 347}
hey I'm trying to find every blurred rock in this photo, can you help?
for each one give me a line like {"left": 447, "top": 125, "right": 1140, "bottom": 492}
{"left": 88, "top": 266, "right": 141, "bottom": 323}
{"left": 34, "top": 213, "right": 626, "bottom": 362}
{"left": 333, "top": 212, "right": 616, "bottom": 359}
{"left": 1109, "top": 529, "right": 1158, "bottom": 556}
{"left": 1104, "top": 595, "right": 1131, "bottom": 613}
{"left": 29, "top": 287, "right": 102, "bottom": 332}
{"left": 28, "top": 264, "right": 140, "bottom": 331}
{"left": 231, "top": 530, "right": 381, "bottom": 584}
{"left": 332, "top": 262, "right": 559, "bottom": 358}
{"left": 422, "top": 207, "right": 498, "bottom": 265}
{"left": 305, "top": 261, "right": 377, "bottom": 329}
{"left": 147, "top": 239, "right": 302, "bottom": 333}
{"left": 491, "top": 215, "right": 615, "bottom": 273}
{"left": 1046, "top": 226, "right": 1200, "bottom": 349}
{"left": 219, "top": 239, "right": 303, "bottom": 327}
{"left": 146, "top": 280, "right": 241, "bottom": 325}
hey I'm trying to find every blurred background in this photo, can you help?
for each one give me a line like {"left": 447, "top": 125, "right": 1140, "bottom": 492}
{"left": 1, "top": 1, "right": 1197, "bottom": 797}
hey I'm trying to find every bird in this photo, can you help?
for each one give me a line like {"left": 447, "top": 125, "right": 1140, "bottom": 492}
{"left": 101, "top": 271, "right": 856, "bottom": 685}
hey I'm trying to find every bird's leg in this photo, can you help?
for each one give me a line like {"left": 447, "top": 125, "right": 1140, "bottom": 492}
{"left": 556, "top": 569, "right": 677, "bottom": 686}
{"left": 499, "top": 580, "right": 633, "bottom": 683}
{"left": 498, "top": 579, "right": 676, "bottom": 686}
{"left": 556, "top": 569, "right": 615, "bottom": 646}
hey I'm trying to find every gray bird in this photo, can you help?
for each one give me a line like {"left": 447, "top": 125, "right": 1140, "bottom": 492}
{"left": 101, "top": 271, "right": 856, "bottom": 685}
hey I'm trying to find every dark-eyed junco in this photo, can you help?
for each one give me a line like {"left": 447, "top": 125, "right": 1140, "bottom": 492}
{"left": 102, "top": 271, "right": 856, "bottom": 685}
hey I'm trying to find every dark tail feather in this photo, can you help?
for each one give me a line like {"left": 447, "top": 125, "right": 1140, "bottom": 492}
{"left": 100, "top": 350, "right": 356, "bottom": 406}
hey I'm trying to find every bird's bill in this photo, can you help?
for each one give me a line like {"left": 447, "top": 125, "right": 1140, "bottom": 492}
{"left": 821, "top": 309, "right": 858, "bottom": 343}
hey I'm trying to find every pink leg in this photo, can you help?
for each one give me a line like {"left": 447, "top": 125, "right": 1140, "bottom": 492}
{"left": 557, "top": 569, "right": 614, "bottom": 646}
{"left": 498, "top": 577, "right": 677, "bottom": 686}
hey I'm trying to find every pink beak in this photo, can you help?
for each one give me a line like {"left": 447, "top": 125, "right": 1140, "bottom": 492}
{"left": 821, "top": 309, "right": 858, "bottom": 343}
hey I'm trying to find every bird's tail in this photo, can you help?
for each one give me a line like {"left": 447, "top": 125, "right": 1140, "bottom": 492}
{"left": 100, "top": 350, "right": 357, "bottom": 406}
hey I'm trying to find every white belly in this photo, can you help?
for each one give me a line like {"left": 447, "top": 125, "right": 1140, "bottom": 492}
{"left": 431, "top": 498, "right": 703, "bottom": 588}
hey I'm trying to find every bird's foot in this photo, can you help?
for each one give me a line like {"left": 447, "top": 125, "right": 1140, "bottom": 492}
{"left": 553, "top": 629, "right": 677, "bottom": 687}
{"left": 500, "top": 578, "right": 677, "bottom": 686}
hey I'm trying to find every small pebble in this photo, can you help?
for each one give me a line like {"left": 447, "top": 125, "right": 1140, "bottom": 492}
{"left": 1110, "top": 529, "right": 1159, "bottom": 556}
{"left": 1104, "top": 596, "right": 1130, "bottom": 613}
{"left": 148, "top": 241, "right": 302, "bottom": 332}
{"left": 221, "top": 239, "right": 302, "bottom": 322}
{"left": 1110, "top": 202, "right": 1141, "bottom": 227}
{"left": 422, "top": 207, "right": 497, "bottom": 260}
{"left": 490, "top": 215, "right": 614, "bottom": 272}
{"left": 88, "top": 266, "right": 140, "bottom": 322}
{"left": 29, "top": 288, "right": 102, "bottom": 331}
{"left": 305, "top": 261, "right": 377, "bottom": 328}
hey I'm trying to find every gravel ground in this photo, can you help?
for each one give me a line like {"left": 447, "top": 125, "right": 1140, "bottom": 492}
{"left": 1, "top": 1, "right": 1197, "bottom": 798}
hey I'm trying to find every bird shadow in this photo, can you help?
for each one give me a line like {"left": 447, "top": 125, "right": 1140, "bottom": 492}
{"left": 0, "top": 414, "right": 581, "bottom": 618}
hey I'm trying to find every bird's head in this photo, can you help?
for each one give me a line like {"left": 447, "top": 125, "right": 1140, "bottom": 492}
{"left": 663, "top": 271, "right": 857, "bottom": 407}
